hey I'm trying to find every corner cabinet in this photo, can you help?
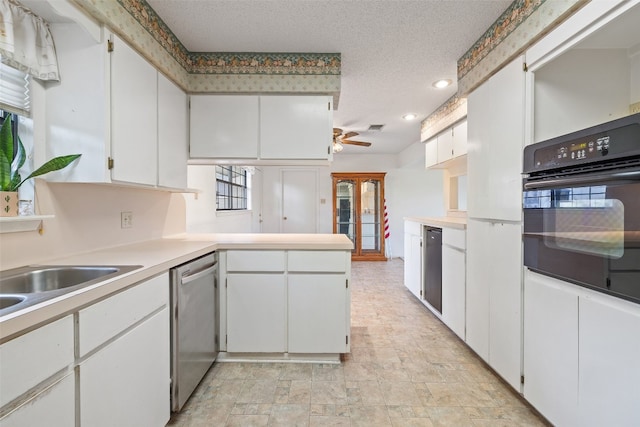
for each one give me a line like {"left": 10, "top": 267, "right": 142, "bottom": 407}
{"left": 189, "top": 95, "right": 333, "bottom": 161}
{"left": 46, "top": 25, "right": 188, "bottom": 190}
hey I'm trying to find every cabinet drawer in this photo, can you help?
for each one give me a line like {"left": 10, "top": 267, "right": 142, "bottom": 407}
{"left": 78, "top": 273, "right": 169, "bottom": 357}
{"left": 226, "top": 250, "right": 285, "bottom": 272}
{"left": 288, "top": 251, "right": 348, "bottom": 272}
{"left": 0, "top": 315, "right": 74, "bottom": 407}
{"left": 443, "top": 228, "right": 466, "bottom": 250}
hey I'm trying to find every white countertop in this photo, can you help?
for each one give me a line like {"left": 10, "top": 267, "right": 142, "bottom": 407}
{"left": 0, "top": 233, "right": 353, "bottom": 342}
{"left": 404, "top": 216, "right": 467, "bottom": 230}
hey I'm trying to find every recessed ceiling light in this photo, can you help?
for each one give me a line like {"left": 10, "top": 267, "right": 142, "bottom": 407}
{"left": 432, "top": 79, "right": 453, "bottom": 89}
{"left": 402, "top": 113, "right": 418, "bottom": 121}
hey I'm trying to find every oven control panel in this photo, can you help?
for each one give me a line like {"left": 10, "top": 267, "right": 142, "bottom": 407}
{"left": 531, "top": 122, "right": 640, "bottom": 170}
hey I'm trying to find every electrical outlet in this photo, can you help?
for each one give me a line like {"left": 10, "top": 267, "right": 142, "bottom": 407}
{"left": 630, "top": 102, "right": 640, "bottom": 114}
{"left": 121, "top": 211, "right": 133, "bottom": 229}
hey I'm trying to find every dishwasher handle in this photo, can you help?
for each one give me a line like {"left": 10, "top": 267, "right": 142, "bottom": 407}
{"left": 181, "top": 263, "right": 217, "bottom": 285}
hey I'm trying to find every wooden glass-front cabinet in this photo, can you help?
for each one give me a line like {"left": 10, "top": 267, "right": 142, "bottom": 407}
{"left": 331, "top": 173, "right": 386, "bottom": 261}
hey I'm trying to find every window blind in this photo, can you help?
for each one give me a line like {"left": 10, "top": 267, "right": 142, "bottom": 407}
{"left": 0, "top": 60, "right": 30, "bottom": 116}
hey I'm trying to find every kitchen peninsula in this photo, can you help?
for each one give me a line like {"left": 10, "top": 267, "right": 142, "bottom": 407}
{"left": 0, "top": 233, "right": 352, "bottom": 426}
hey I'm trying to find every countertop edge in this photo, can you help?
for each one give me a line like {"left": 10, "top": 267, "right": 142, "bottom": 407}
{"left": 404, "top": 216, "right": 467, "bottom": 230}
{"left": 0, "top": 233, "right": 353, "bottom": 343}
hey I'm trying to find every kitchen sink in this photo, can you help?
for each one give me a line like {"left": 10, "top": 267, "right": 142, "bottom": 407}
{"left": 0, "top": 295, "right": 26, "bottom": 310}
{"left": 0, "top": 265, "right": 142, "bottom": 316}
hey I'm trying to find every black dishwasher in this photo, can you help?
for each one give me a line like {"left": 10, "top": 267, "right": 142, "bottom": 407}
{"left": 424, "top": 227, "right": 442, "bottom": 313}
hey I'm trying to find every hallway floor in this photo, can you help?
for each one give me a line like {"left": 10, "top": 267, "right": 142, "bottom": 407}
{"left": 168, "top": 259, "right": 548, "bottom": 426}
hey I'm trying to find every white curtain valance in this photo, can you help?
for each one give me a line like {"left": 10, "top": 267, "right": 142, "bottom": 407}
{"left": 0, "top": 0, "right": 59, "bottom": 81}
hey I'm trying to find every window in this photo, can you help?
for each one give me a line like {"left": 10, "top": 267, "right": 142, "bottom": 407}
{"left": 0, "top": 61, "right": 31, "bottom": 117}
{"left": 216, "top": 165, "right": 248, "bottom": 210}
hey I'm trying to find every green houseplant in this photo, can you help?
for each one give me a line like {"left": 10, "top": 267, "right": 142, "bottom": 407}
{"left": 1, "top": 116, "right": 81, "bottom": 216}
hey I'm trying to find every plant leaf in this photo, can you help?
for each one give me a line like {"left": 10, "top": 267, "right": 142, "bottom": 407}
{"left": 10, "top": 137, "right": 26, "bottom": 187}
{"left": 9, "top": 172, "right": 22, "bottom": 192}
{"left": 17, "top": 154, "right": 82, "bottom": 188}
{"left": 0, "top": 118, "right": 14, "bottom": 190}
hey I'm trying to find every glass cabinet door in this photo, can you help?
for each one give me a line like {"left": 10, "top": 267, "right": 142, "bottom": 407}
{"left": 360, "top": 178, "right": 382, "bottom": 255}
{"left": 335, "top": 179, "right": 357, "bottom": 250}
{"left": 332, "top": 173, "right": 386, "bottom": 261}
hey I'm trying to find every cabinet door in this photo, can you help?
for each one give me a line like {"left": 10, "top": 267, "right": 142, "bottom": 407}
{"left": 46, "top": 24, "right": 109, "bottom": 183}
{"left": 227, "top": 274, "right": 286, "bottom": 352}
{"left": 452, "top": 120, "right": 467, "bottom": 157}
{"left": 403, "top": 231, "right": 423, "bottom": 299}
{"left": 260, "top": 96, "right": 332, "bottom": 159}
{"left": 80, "top": 307, "right": 170, "bottom": 427}
{"left": 288, "top": 274, "right": 348, "bottom": 353}
{"left": 523, "top": 271, "right": 579, "bottom": 427}
{"left": 465, "top": 219, "right": 490, "bottom": 361}
{"left": 189, "top": 95, "right": 259, "bottom": 158}
{"left": 0, "top": 373, "right": 75, "bottom": 427}
{"left": 424, "top": 138, "right": 438, "bottom": 168}
{"left": 488, "top": 222, "right": 522, "bottom": 390}
{"left": 158, "top": 73, "right": 188, "bottom": 189}
{"left": 578, "top": 296, "right": 640, "bottom": 427}
{"left": 467, "top": 56, "right": 524, "bottom": 221}
{"left": 110, "top": 34, "right": 158, "bottom": 186}
{"left": 441, "top": 244, "right": 465, "bottom": 340}
{"left": 436, "top": 128, "right": 454, "bottom": 163}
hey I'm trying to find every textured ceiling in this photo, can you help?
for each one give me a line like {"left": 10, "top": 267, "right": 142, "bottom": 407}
{"left": 145, "top": 0, "right": 511, "bottom": 156}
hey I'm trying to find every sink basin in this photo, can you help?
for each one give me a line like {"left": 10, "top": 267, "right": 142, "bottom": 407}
{"left": 0, "top": 265, "right": 142, "bottom": 316}
{"left": 0, "top": 295, "right": 26, "bottom": 310}
{"left": 0, "top": 266, "right": 122, "bottom": 294}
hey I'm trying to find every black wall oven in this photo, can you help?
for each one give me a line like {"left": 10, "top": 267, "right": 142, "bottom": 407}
{"left": 523, "top": 113, "right": 640, "bottom": 304}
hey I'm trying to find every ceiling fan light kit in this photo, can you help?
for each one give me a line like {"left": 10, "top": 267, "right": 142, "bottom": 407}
{"left": 332, "top": 127, "right": 372, "bottom": 152}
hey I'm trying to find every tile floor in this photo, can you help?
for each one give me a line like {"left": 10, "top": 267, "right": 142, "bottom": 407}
{"left": 167, "top": 259, "right": 548, "bottom": 426}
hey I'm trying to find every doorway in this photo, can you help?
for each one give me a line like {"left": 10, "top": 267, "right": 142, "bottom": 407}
{"left": 332, "top": 172, "right": 386, "bottom": 261}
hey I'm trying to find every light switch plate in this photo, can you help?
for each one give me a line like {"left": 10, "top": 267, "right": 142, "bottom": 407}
{"left": 121, "top": 211, "right": 133, "bottom": 228}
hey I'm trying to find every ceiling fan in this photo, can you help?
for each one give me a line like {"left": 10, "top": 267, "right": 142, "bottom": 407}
{"left": 332, "top": 128, "right": 372, "bottom": 153}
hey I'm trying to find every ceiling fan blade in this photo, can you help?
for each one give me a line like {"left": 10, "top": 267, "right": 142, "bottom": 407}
{"left": 333, "top": 128, "right": 343, "bottom": 136}
{"left": 343, "top": 131, "right": 359, "bottom": 139}
{"left": 342, "top": 139, "right": 371, "bottom": 147}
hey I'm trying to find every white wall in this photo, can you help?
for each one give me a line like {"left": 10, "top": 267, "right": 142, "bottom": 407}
{"left": 331, "top": 146, "right": 445, "bottom": 259}
{"left": 0, "top": 181, "right": 186, "bottom": 270}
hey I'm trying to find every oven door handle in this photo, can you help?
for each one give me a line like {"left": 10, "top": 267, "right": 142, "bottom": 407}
{"left": 524, "top": 170, "right": 640, "bottom": 190}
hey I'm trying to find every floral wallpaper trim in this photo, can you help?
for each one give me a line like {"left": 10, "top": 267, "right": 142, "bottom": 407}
{"left": 457, "top": 0, "right": 544, "bottom": 80}
{"left": 420, "top": 95, "right": 467, "bottom": 140}
{"left": 115, "top": 0, "right": 341, "bottom": 76}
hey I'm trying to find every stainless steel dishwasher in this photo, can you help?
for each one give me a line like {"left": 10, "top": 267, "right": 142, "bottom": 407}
{"left": 170, "top": 252, "right": 218, "bottom": 412}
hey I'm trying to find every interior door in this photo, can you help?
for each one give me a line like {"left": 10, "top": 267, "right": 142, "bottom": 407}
{"left": 281, "top": 169, "right": 317, "bottom": 233}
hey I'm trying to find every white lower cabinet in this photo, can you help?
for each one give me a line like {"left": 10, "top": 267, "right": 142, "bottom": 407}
{"left": 403, "top": 220, "right": 423, "bottom": 299}
{"left": 523, "top": 271, "right": 579, "bottom": 427}
{"left": 0, "top": 373, "right": 75, "bottom": 427}
{"left": 222, "top": 249, "right": 350, "bottom": 354}
{"left": 288, "top": 274, "right": 348, "bottom": 353}
{"left": 226, "top": 274, "right": 287, "bottom": 353}
{"left": 466, "top": 219, "right": 522, "bottom": 390}
{"left": 0, "top": 314, "right": 75, "bottom": 427}
{"left": 441, "top": 244, "right": 465, "bottom": 340}
{"left": 79, "top": 307, "right": 170, "bottom": 427}
{"left": 578, "top": 296, "right": 640, "bottom": 427}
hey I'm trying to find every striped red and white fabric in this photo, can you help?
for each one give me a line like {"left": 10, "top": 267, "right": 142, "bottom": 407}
{"left": 384, "top": 199, "right": 390, "bottom": 239}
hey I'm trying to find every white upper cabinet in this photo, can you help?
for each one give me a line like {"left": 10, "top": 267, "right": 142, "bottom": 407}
{"left": 110, "top": 34, "right": 158, "bottom": 186}
{"left": 46, "top": 25, "right": 189, "bottom": 190}
{"left": 158, "top": 73, "right": 188, "bottom": 189}
{"left": 424, "top": 119, "right": 467, "bottom": 169}
{"left": 467, "top": 56, "right": 525, "bottom": 221}
{"left": 189, "top": 95, "right": 332, "bottom": 161}
{"left": 260, "top": 95, "right": 333, "bottom": 160}
{"left": 189, "top": 95, "right": 259, "bottom": 159}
